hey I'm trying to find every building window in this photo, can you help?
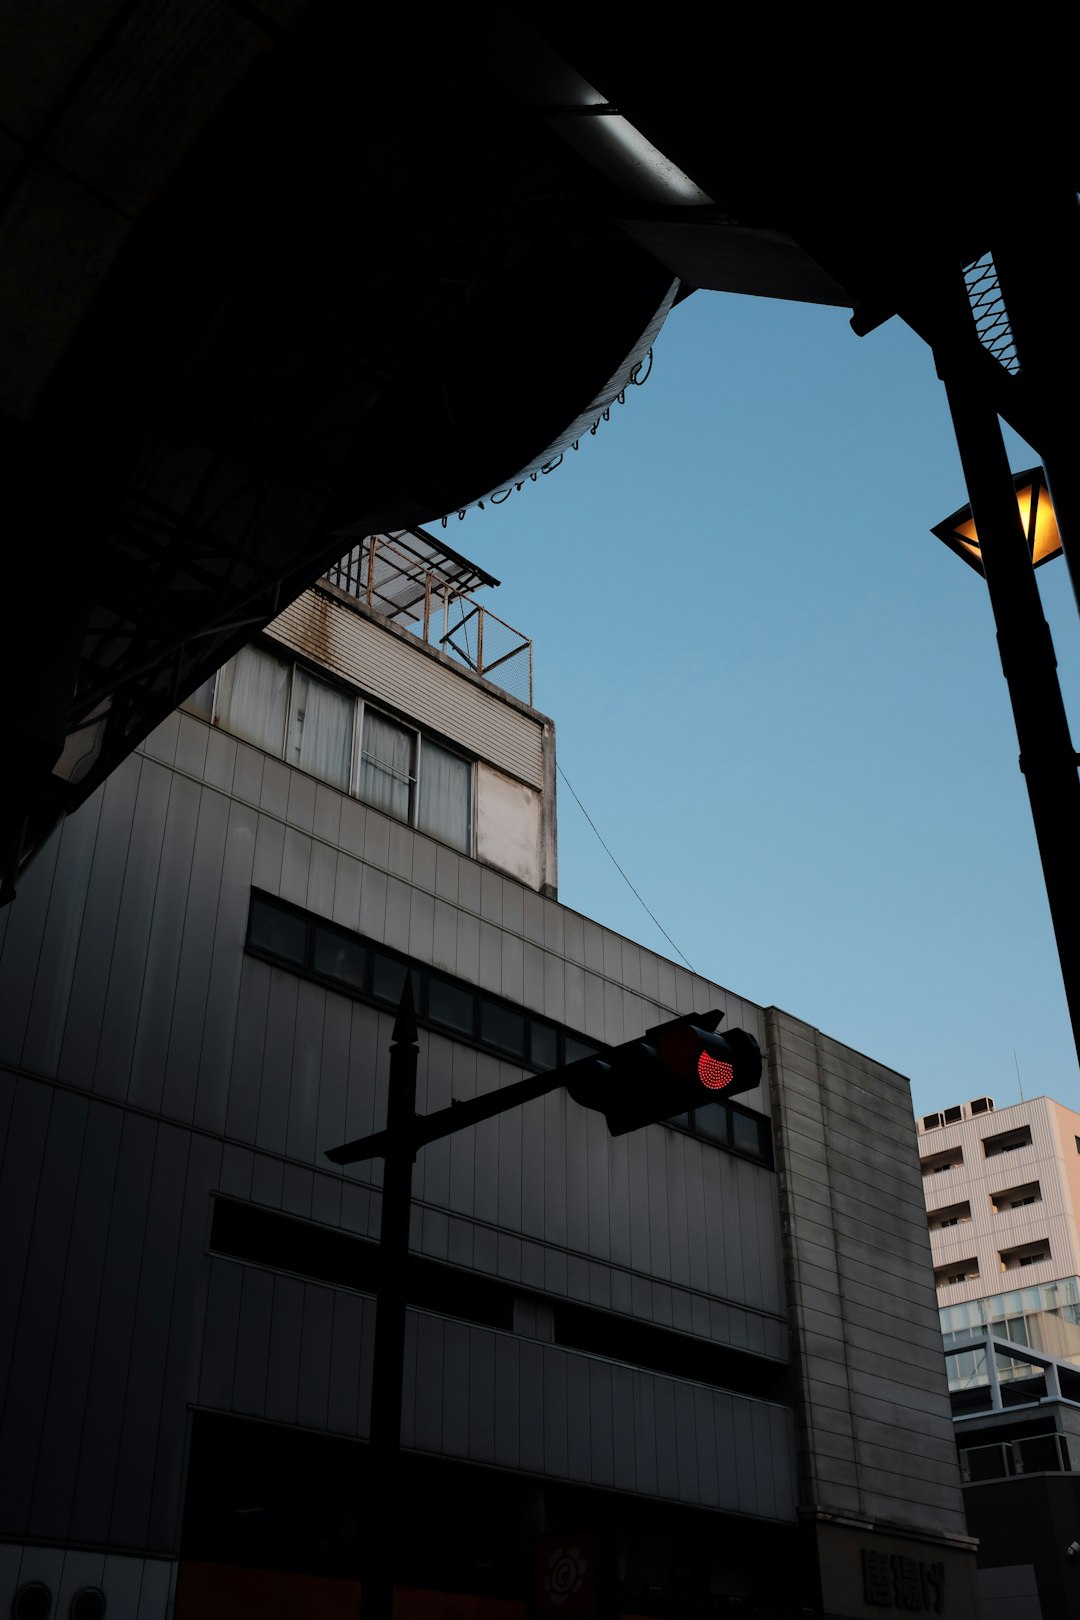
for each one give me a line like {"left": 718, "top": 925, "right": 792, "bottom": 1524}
{"left": 288, "top": 668, "right": 354, "bottom": 791}
{"left": 417, "top": 736, "right": 472, "bottom": 851}
{"left": 187, "top": 644, "right": 474, "bottom": 854}
{"left": 934, "top": 1258, "right": 978, "bottom": 1288}
{"left": 218, "top": 644, "right": 290, "bottom": 757}
{"left": 983, "top": 1125, "right": 1033, "bottom": 1158}
{"left": 928, "top": 1200, "right": 972, "bottom": 1231}
{"left": 921, "top": 1148, "right": 964, "bottom": 1176}
{"left": 243, "top": 889, "right": 773, "bottom": 1165}
{"left": 999, "top": 1240, "right": 1051, "bottom": 1272}
{"left": 359, "top": 707, "right": 415, "bottom": 821}
{"left": 990, "top": 1181, "right": 1041, "bottom": 1214}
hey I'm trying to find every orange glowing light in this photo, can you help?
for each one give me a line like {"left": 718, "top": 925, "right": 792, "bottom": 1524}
{"left": 944, "top": 473, "right": 1062, "bottom": 576}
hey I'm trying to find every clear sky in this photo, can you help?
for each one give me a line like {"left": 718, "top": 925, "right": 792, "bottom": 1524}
{"left": 429, "top": 287, "right": 1079, "bottom": 1121}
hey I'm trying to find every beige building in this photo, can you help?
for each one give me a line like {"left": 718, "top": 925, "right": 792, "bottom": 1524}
{"left": 918, "top": 1094, "right": 1080, "bottom": 1385}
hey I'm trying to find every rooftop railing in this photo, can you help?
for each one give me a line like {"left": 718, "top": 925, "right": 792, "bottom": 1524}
{"left": 325, "top": 533, "right": 533, "bottom": 707}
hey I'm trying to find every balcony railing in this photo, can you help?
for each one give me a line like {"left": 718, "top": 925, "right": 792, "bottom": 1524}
{"left": 961, "top": 1431, "right": 1078, "bottom": 1482}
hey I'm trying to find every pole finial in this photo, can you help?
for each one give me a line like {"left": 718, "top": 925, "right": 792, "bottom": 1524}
{"left": 392, "top": 972, "right": 418, "bottom": 1046}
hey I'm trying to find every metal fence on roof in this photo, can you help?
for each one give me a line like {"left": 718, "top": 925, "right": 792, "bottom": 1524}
{"left": 326, "top": 534, "right": 533, "bottom": 707}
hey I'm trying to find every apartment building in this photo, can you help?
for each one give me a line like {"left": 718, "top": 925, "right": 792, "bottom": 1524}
{"left": 0, "top": 531, "right": 978, "bottom": 1619}
{"left": 919, "top": 1093, "right": 1080, "bottom": 1617}
{"left": 919, "top": 1094, "right": 1080, "bottom": 1381}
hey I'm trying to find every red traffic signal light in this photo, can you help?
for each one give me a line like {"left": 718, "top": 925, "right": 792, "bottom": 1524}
{"left": 565, "top": 1010, "right": 762, "bottom": 1135}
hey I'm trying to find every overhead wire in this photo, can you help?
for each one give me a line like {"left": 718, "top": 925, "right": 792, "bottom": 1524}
{"left": 556, "top": 760, "right": 696, "bottom": 974}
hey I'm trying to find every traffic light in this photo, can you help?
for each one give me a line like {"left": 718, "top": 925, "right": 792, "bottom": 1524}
{"left": 565, "top": 1010, "right": 762, "bottom": 1136}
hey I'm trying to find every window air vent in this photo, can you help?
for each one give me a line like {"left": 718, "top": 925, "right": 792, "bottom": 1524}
{"left": 944, "top": 1106, "right": 963, "bottom": 1123}
{"left": 970, "top": 1097, "right": 995, "bottom": 1115}
{"left": 922, "top": 1113, "right": 943, "bottom": 1131}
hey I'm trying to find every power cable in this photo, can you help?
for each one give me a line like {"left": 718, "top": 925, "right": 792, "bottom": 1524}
{"left": 556, "top": 761, "right": 696, "bottom": 974}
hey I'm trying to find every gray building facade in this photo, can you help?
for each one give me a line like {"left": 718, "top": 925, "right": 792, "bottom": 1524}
{"left": 0, "top": 539, "right": 978, "bottom": 1619}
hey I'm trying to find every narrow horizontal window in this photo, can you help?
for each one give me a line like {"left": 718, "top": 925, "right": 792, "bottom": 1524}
{"left": 428, "top": 975, "right": 475, "bottom": 1037}
{"left": 480, "top": 998, "right": 526, "bottom": 1058}
{"left": 529, "top": 1020, "right": 559, "bottom": 1070}
{"left": 371, "top": 949, "right": 421, "bottom": 1006}
{"left": 935, "top": 1259, "right": 978, "bottom": 1288}
{"left": 928, "top": 1200, "right": 972, "bottom": 1231}
{"left": 990, "top": 1181, "right": 1040, "bottom": 1215}
{"left": 312, "top": 928, "right": 366, "bottom": 991}
{"left": 1000, "top": 1241, "right": 1051, "bottom": 1271}
{"left": 248, "top": 894, "right": 309, "bottom": 966}
{"left": 984, "top": 1126, "right": 1033, "bottom": 1158}
{"left": 922, "top": 1147, "right": 964, "bottom": 1175}
{"left": 243, "top": 891, "right": 773, "bottom": 1165}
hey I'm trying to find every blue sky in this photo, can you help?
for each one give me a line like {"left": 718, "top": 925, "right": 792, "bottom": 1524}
{"left": 432, "top": 288, "right": 1079, "bottom": 1120}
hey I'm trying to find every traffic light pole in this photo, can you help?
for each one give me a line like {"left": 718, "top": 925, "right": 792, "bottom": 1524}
{"left": 328, "top": 1000, "right": 757, "bottom": 1619}
{"left": 362, "top": 982, "right": 420, "bottom": 1620}
{"left": 344, "top": 1000, "right": 605, "bottom": 1620}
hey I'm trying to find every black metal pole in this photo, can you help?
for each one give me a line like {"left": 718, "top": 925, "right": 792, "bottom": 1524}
{"left": 992, "top": 193, "right": 1080, "bottom": 615}
{"left": 364, "top": 977, "right": 419, "bottom": 1620}
{"left": 935, "top": 354, "right": 1080, "bottom": 1069}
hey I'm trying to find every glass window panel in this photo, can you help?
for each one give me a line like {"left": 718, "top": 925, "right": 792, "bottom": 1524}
{"left": 480, "top": 999, "right": 525, "bottom": 1057}
{"left": 428, "top": 976, "right": 475, "bottom": 1036}
{"left": 731, "top": 1110, "right": 763, "bottom": 1157}
{"left": 182, "top": 672, "right": 217, "bottom": 719}
{"left": 288, "top": 668, "right": 354, "bottom": 790}
{"left": 248, "top": 897, "right": 308, "bottom": 964}
{"left": 371, "top": 951, "right": 421, "bottom": 1006}
{"left": 666, "top": 1111, "right": 692, "bottom": 1130}
{"left": 692, "top": 1102, "right": 729, "bottom": 1145}
{"left": 417, "top": 738, "right": 471, "bottom": 852}
{"left": 359, "top": 710, "right": 414, "bottom": 821}
{"left": 564, "top": 1036, "right": 602, "bottom": 1065}
{"left": 529, "top": 1020, "right": 559, "bottom": 1070}
{"left": 220, "top": 645, "right": 290, "bottom": 756}
{"left": 312, "top": 928, "right": 366, "bottom": 991}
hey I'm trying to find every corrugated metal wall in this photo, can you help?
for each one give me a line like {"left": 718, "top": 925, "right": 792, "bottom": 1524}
{"left": 198, "top": 1256, "right": 797, "bottom": 1521}
{"left": 0, "top": 710, "right": 788, "bottom": 1561}
{"left": 766, "top": 1008, "right": 970, "bottom": 1538}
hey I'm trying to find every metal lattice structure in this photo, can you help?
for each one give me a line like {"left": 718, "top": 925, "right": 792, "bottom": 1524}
{"left": 964, "top": 253, "right": 1021, "bottom": 374}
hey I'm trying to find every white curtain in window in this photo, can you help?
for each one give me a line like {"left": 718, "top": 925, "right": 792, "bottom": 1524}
{"left": 359, "top": 710, "right": 413, "bottom": 820}
{"left": 417, "top": 738, "right": 470, "bottom": 850}
{"left": 221, "top": 645, "right": 289, "bottom": 756}
{"left": 289, "top": 669, "right": 353, "bottom": 790}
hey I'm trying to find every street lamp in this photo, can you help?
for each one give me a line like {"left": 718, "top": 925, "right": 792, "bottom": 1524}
{"left": 929, "top": 453, "right": 1080, "bottom": 1069}
{"left": 931, "top": 466, "right": 1064, "bottom": 579}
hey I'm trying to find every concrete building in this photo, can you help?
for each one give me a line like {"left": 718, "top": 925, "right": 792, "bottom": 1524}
{"left": 919, "top": 1094, "right": 1080, "bottom": 1616}
{"left": 0, "top": 531, "right": 978, "bottom": 1619}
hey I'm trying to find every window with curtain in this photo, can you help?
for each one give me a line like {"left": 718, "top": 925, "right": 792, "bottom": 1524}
{"left": 358, "top": 708, "right": 414, "bottom": 821}
{"left": 218, "top": 645, "right": 290, "bottom": 756}
{"left": 417, "top": 737, "right": 471, "bottom": 851}
{"left": 288, "top": 668, "right": 354, "bottom": 790}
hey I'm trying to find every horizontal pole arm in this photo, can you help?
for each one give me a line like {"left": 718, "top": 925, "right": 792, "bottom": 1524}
{"left": 323, "top": 1052, "right": 608, "bottom": 1164}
